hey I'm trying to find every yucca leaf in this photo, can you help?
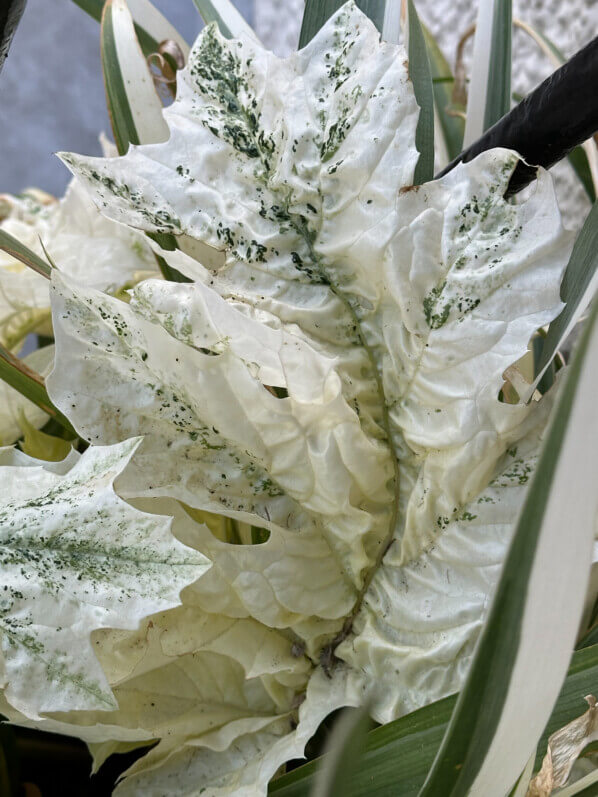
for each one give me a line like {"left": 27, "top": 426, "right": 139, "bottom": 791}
{"left": 405, "top": 0, "right": 434, "bottom": 183}
{"left": 438, "top": 36, "right": 598, "bottom": 196}
{"left": 0, "top": 0, "right": 26, "bottom": 73}
{"left": 417, "top": 297, "right": 598, "bottom": 795}
{"left": 71, "top": 0, "right": 189, "bottom": 57}
{"left": 309, "top": 708, "right": 372, "bottom": 797}
{"left": 568, "top": 145, "right": 597, "bottom": 203}
{"left": 269, "top": 644, "right": 598, "bottom": 796}
{"left": 532, "top": 201, "right": 598, "bottom": 395}
{"left": 101, "top": 0, "right": 169, "bottom": 156}
{"left": 191, "top": 0, "right": 257, "bottom": 40}
{"left": 422, "top": 23, "right": 464, "bottom": 162}
{"left": 463, "top": 0, "right": 512, "bottom": 145}
{"left": 557, "top": 769, "right": 598, "bottom": 796}
{"left": 0, "top": 229, "right": 52, "bottom": 279}
{"left": 0, "top": 344, "right": 76, "bottom": 437}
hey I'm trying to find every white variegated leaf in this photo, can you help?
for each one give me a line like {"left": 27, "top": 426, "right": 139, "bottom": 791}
{"left": 0, "top": 438, "right": 209, "bottom": 718}
{"left": 0, "top": 179, "right": 157, "bottom": 350}
{"left": 9, "top": 1, "right": 575, "bottom": 793}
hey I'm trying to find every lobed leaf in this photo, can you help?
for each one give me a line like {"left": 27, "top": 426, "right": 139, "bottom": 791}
{"left": 20, "top": 2, "right": 578, "bottom": 792}
{"left": 0, "top": 439, "right": 210, "bottom": 718}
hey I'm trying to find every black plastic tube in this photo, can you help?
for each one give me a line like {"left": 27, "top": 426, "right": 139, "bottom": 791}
{"left": 0, "top": 0, "right": 27, "bottom": 74}
{"left": 436, "top": 36, "right": 598, "bottom": 197}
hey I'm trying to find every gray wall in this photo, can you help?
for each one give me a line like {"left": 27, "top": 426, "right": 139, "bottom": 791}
{"left": 0, "top": 0, "right": 253, "bottom": 195}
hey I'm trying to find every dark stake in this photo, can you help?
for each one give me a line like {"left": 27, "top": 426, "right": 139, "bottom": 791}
{"left": 437, "top": 36, "right": 598, "bottom": 197}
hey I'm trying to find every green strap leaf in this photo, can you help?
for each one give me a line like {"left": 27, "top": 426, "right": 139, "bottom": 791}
{"left": 101, "top": 0, "right": 169, "bottom": 156}
{"left": 422, "top": 23, "right": 464, "bottom": 163}
{"left": 0, "top": 228, "right": 51, "bottom": 279}
{"left": 0, "top": 343, "right": 76, "bottom": 437}
{"left": 71, "top": 0, "right": 189, "bottom": 58}
{"left": 464, "top": 0, "right": 512, "bottom": 145}
{"left": 568, "top": 145, "right": 597, "bottom": 203}
{"left": 533, "top": 201, "right": 598, "bottom": 392}
{"left": 417, "top": 295, "right": 598, "bottom": 795}
{"left": 269, "top": 644, "right": 598, "bottom": 796}
{"left": 406, "top": 0, "right": 434, "bottom": 184}
{"left": 191, "top": 0, "right": 258, "bottom": 40}
{"left": 309, "top": 708, "right": 372, "bottom": 797}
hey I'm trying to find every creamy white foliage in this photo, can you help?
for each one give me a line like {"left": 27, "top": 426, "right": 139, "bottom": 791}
{"left": 0, "top": 2, "right": 571, "bottom": 793}
{"left": 0, "top": 178, "right": 157, "bottom": 350}
{"left": 0, "top": 439, "right": 210, "bottom": 718}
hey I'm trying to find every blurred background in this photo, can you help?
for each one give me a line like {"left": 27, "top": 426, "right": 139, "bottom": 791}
{"left": 0, "top": 0, "right": 595, "bottom": 223}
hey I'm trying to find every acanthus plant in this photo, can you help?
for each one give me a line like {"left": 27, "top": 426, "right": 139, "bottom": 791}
{"left": 0, "top": 1, "right": 596, "bottom": 795}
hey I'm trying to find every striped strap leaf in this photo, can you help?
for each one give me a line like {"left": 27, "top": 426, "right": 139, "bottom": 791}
{"left": 405, "top": 0, "right": 434, "bottom": 183}
{"left": 72, "top": 0, "right": 189, "bottom": 57}
{"left": 422, "top": 23, "right": 464, "bottom": 163}
{"left": 529, "top": 201, "right": 598, "bottom": 399}
{"left": 101, "top": 0, "right": 169, "bottom": 156}
{"left": 463, "top": 0, "right": 512, "bottom": 146}
{"left": 191, "top": 0, "right": 258, "bottom": 40}
{"left": 417, "top": 294, "right": 598, "bottom": 795}
{"left": 309, "top": 709, "right": 372, "bottom": 797}
{"left": 0, "top": 228, "right": 52, "bottom": 279}
{"left": 0, "top": 343, "right": 76, "bottom": 436}
{"left": 269, "top": 644, "right": 598, "bottom": 796}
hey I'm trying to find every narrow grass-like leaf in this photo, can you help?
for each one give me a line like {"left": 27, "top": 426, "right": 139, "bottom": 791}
{"left": 533, "top": 201, "right": 598, "bottom": 393}
{"left": 191, "top": 0, "right": 257, "bottom": 40}
{"left": 0, "top": 0, "right": 26, "bottom": 73}
{"left": 269, "top": 645, "right": 598, "bottom": 796}
{"left": 556, "top": 768, "right": 598, "bottom": 796}
{"left": 422, "top": 23, "right": 464, "bottom": 162}
{"left": 71, "top": 0, "right": 189, "bottom": 57}
{"left": 0, "top": 229, "right": 51, "bottom": 279}
{"left": 299, "top": 1, "right": 387, "bottom": 47}
{"left": 406, "top": 0, "right": 434, "bottom": 183}
{"left": 507, "top": 755, "right": 535, "bottom": 797}
{"left": 417, "top": 298, "right": 598, "bottom": 795}
{"left": 0, "top": 345, "right": 76, "bottom": 437}
{"left": 568, "top": 145, "right": 597, "bottom": 202}
{"left": 464, "top": 0, "right": 512, "bottom": 145}
{"left": 101, "top": 0, "right": 169, "bottom": 156}
{"left": 310, "top": 708, "right": 372, "bottom": 797}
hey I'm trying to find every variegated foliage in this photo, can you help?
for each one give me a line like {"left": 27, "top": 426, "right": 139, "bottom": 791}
{"left": 0, "top": 178, "right": 156, "bottom": 352}
{"left": 0, "top": 3, "right": 573, "bottom": 794}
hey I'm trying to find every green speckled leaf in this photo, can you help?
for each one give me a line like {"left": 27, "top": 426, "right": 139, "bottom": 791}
{"left": 0, "top": 438, "right": 210, "bottom": 718}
